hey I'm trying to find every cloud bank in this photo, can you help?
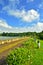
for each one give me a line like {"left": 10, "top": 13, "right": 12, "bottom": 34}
{"left": 7, "top": 9, "right": 40, "bottom": 22}
{"left": 0, "top": 19, "right": 12, "bottom": 29}
{"left": 0, "top": 19, "right": 43, "bottom": 33}
{"left": 0, "top": 0, "right": 43, "bottom": 33}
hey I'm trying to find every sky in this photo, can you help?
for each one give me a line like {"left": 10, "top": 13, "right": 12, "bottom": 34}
{"left": 0, "top": 0, "right": 43, "bottom": 33}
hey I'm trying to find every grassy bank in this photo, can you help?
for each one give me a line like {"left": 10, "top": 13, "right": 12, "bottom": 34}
{"left": 6, "top": 38, "right": 43, "bottom": 65}
{"left": 31, "top": 40, "right": 43, "bottom": 65}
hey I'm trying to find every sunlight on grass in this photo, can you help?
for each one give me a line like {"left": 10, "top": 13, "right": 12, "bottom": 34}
{"left": 6, "top": 38, "right": 43, "bottom": 65}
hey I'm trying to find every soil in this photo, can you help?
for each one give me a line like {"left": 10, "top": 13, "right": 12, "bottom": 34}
{"left": 0, "top": 37, "right": 29, "bottom": 65}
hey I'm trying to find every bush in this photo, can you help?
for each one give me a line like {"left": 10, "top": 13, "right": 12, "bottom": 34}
{"left": 6, "top": 39, "right": 34, "bottom": 65}
{"left": 6, "top": 47, "right": 32, "bottom": 65}
{"left": 38, "top": 34, "right": 43, "bottom": 40}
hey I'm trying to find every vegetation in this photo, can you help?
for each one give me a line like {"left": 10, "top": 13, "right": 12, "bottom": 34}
{"left": 6, "top": 38, "right": 43, "bottom": 65}
{"left": 0, "top": 31, "right": 43, "bottom": 64}
{"left": 0, "top": 31, "right": 43, "bottom": 40}
{"left": 6, "top": 47, "right": 31, "bottom": 65}
{"left": 6, "top": 39, "right": 33, "bottom": 65}
{"left": 31, "top": 40, "right": 43, "bottom": 65}
{"left": 37, "top": 31, "right": 43, "bottom": 40}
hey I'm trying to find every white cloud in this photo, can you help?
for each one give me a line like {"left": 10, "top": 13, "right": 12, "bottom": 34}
{"left": 30, "top": 22, "right": 43, "bottom": 32}
{"left": 0, "top": 0, "right": 43, "bottom": 33}
{"left": 15, "top": 22, "right": 43, "bottom": 33}
{"left": 0, "top": 19, "right": 43, "bottom": 33}
{"left": 16, "top": 22, "right": 43, "bottom": 32}
{"left": 18, "top": 22, "right": 43, "bottom": 32}
{"left": 0, "top": 19, "right": 12, "bottom": 29}
{"left": 37, "top": 22, "right": 43, "bottom": 31}
{"left": 2, "top": 0, "right": 40, "bottom": 22}
{"left": 8, "top": 9, "right": 40, "bottom": 22}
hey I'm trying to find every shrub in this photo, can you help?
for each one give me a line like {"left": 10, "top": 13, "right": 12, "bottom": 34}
{"left": 6, "top": 47, "right": 32, "bottom": 65}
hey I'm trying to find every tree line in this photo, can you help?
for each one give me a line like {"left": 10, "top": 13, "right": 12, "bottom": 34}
{"left": 0, "top": 31, "right": 43, "bottom": 39}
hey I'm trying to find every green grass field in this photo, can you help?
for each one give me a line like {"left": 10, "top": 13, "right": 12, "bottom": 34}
{"left": 25, "top": 38, "right": 43, "bottom": 65}
{"left": 31, "top": 39, "right": 43, "bottom": 65}
{"left": 6, "top": 38, "right": 43, "bottom": 65}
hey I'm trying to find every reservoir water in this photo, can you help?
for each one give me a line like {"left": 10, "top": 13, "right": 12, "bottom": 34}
{"left": 0, "top": 36, "right": 17, "bottom": 40}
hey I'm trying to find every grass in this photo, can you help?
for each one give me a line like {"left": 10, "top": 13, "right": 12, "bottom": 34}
{"left": 23, "top": 38, "right": 43, "bottom": 65}
{"left": 6, "top": 38, "right": 43, "bottom": 65}
{"left": 31, "top": 40, "right": 43, "bottom": 65}
{"left": 21, "top": 39, "right": 43, "bottom": 65}
{"left": 6, "top": 38, "right": 32, "bottom": 65}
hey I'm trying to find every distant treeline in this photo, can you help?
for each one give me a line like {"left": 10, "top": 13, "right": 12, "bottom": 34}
{"left": 0, "top": 31, "right": 43, "bottom": 39}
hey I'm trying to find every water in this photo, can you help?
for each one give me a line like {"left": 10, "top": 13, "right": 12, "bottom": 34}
{"left": 0, "top": 36, "right": 17, "bottom": 40}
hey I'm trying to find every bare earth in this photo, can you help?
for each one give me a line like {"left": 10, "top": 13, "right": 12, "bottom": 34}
{"left": 0, "top": 37, "right": 29, "bottom": 65}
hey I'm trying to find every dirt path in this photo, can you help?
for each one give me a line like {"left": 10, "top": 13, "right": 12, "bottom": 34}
{"left": 0, "top": 37, "right": 29, "bottom": 65}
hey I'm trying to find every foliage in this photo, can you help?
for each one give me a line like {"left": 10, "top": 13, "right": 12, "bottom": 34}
{"left": 31, "top": 40, "right": 43, "bottom": 65}
{"left": 6, "top": 47, "right": 32, "bottom": 65}
{"left": 6, "top": 38, "right": 43, "bottom": 65}
{"left": 38, "top": 31, "right": 43, "bottom": 40}
{"left": 0, "top": 31, "right": 43, "bottom": 40}
{"left": 6, "top": 39, "right": 34, "bottom": 65}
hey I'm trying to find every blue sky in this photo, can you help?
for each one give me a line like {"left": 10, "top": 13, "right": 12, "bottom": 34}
{"left": 0, "top": 0, "right": 43, "bottom": 33}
